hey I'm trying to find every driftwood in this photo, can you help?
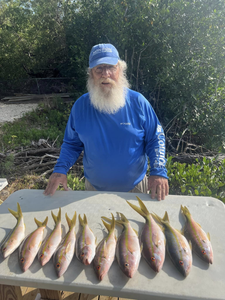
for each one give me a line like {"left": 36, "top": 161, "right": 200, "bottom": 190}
{"left": 1, "top": 93, "right": 71, "bottom": 103}
{"left": 1, "top": 137, "right": 223, "bottom": 179}
{"left": 1, "top": 139, "right": 83, "bottom": 178}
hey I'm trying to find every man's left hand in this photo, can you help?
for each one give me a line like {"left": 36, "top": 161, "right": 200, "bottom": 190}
{"left": 148, "top": 176, "right": 169, "bottom": 201}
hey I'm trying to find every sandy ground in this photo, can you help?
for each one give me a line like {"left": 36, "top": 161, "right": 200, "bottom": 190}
{"left": 0, "top": 102, "right": 39, "bottom": 124}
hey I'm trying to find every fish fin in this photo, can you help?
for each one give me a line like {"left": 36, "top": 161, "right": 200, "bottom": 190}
{"left": 101, "top": 214, "right": 115, "bottom": 233}
{"left": 83, "top": 214, "right": 88, "bottom": 225}
{"left": 34, "top": 216, "right": 48, "bottom": 228}
{"left": 114, "top": 212, "right": 130, "bottom": 227}
{"left": 66, "top": 211, "right": 76, "bottom": 229}
{"left": 101, "top": 216, "right": 111, "bottom": 223}
{"left": 207, "top": 232, "right": 211, "bottom": 241}
{"left": 101, "top": 219, "right": 111, "bottom": 232}
{"left": 126, "top": 200, "right": 147, "bottom": 218}
{"left": 133, "top": 228, "right": 139, "bottom": 236}
{"left": 8, "top": 202, "right": 22, "bottom": 219}
{"left": 140, "top": 243, "right": 143, "bottom": 253}
{"left": 180, "top": 205, "right": 191, "bottom": 217}
{"left": 78, "top": 214, "right": 87, "bottom": 227}
{"left": 162, "top": 211, "right": 169, "bottom": 222}
{"left": 95, "top": 237, "right": 98, "bottom": 245}
{"left": 189, "top": 240, "right": 192, "bottom": 250}
{"left": 51, "top": 208, "right": 61, "bottom": 224}
{"left": 152, "top": 212, "right": 162, "bottom": 224}
{"left": 136, "top": 196, "right": 150, "bottom": 215}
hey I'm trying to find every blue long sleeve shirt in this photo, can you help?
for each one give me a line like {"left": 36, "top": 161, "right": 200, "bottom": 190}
{"left": 53, "top": 89, "right": 168, "bottom": 191}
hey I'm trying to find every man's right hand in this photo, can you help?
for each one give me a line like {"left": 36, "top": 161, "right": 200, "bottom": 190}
{"left": 43, "top": 173, "right": 69, "bottom": 196}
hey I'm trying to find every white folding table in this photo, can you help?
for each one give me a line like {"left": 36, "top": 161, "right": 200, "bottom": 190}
{"left": 0, "top": 189, "right": 224, "bottom": 300}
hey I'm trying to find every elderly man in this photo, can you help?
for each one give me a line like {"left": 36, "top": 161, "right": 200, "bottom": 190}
{"left": 44, "top": 43, "right": 169, "bottom": 200}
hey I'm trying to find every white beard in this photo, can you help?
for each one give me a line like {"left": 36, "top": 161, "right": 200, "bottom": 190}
{"left": 87, "top": 73, "right": 129, "bottom": 114}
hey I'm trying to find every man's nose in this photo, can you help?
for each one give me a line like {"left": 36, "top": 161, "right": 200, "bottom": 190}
{"left": 101, "top": 67, "right": 111, "bottom": 77}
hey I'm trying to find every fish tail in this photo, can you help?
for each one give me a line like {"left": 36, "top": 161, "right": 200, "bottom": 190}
{"left": 115, "top": 212, "right": 129, "bottom": 226}
{"left": 51, "top": 207, "right": 61, "bottom": 224}
{"left": 126, "top": 199, "right": 148, "bottom": 218}
{"left": 8, "top": 202, "right": 22, "bottom": 219}
{"left": 66, "top": 211, "right": 76, "bottom": 228}
{"left": 162, "top": 211, "right": 169, "bottom": 222}
{"left": 34, "top": 216, "right": 48, "bottom": 228}
{"left": 180, "top": 205, "right": 191, "bottom": 217}
{"left": 78, "top": 214, "right": 88, "bottom": 227}
{"left": 136, "top": 196, "right": 150, "bottom": 215}
{"left": 152, "top": 211, "right": 169, "bottom": 225}
{"left": 101, "top": 213, "right": 115, "bottom": 233}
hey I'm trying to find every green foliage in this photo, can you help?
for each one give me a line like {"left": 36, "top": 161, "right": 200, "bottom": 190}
{"left": 167, "top": 156, "right": 225, "bottom": 203}
{"left": 0, "top": 98, "right": 72, "bottom": 151}
{"left": 0, "top": 154, "right": 14, "bottom": 177}
{"left": 60, "top": 173, "right": 85, "bottom": 191}
{"left": 0, "top": 0, "right": 225, "bottom": 150}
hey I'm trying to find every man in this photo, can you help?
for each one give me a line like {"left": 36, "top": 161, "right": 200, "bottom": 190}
{"left": 44, "top": 43, "right": 169, "bottom": 200}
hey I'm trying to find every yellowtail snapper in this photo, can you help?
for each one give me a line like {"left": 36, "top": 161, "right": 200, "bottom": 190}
{"left": 153, "top": 211, "right": 192, "bottom": 277}
{"left": 93, "top": 214, "right": 116, "bottom": 281}
{"left": 19, "top": 217, "right": 48, "bottom": 272}
{"left": 76, "top": 214, "right": 96, "bottom": 265}
{"left": 1, "top": 203, "right": 25, "bottom": 259}
{"left": 103, "top": 212, "right": 141, "bottom": 278}
{"left": 38, "top": 208, "right": 62, "bottom": 266}
{"left": 127, "top": 196, "right": 165, "bottom": 272}
{"left": 53, "top": 212, "right": 76, "bottom": 277}
{"left": 181, "top": 205, "right": 213, "bottom": 264}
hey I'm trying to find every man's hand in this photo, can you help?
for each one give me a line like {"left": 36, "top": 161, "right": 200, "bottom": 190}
{"left": 43, "top": 173, "right": 69, "bottom": 196}
{"left": 148, "top": 176, "right": 169, "bottom": 201}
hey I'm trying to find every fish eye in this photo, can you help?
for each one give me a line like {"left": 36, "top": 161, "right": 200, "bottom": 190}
{"left": 202, "top": 250, "right": 206, "bottom": 255}
{"left": 20, "top": 257, "right": 25, "bottom": 264}
{"left": 56, "top": 263, "right": 60, "bottom": 269}
{"left": 81, "top": 252, "right": 84, "bottom": 257}
{"left": 40, "top": 254, "right": 44, "bottom": 258}
{"left": 179, "top": 260, "right": 184, "bottom": 266}
{"left": 97, "top": 265, "right": 101, "bottom": 270}
{"left": 124, "top": 263, "right": 129, "bottom": 268}
{"left": 151, "top": 257, "right": 156, "bottom": 261}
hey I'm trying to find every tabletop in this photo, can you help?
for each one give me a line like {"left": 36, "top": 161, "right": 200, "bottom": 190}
{"left": 0, "top": 189, "right": 224, "bottom": 300}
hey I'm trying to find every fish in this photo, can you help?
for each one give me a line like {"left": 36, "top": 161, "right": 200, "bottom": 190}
{"left": 105, "top": 212, "right": 141, "bottom": 278}
{"left": 19, "top": 217, "right": 48, "bottom": 272}
{"left": 93, "top": 214, "right": 116, "bottom": 281}
{"left": 38, "top": 207, "right": 62, "bottom": 266}
{"left": 1, "top": 202, "right": 26, "bottom": 258}
{"left": 181, "top": 205, "right": 213, "bottom": 264}
{"left": 76, "top": 214, "right": 96, "bottom": 265}
{"left": 53, "top": 212, "right": 76, "bottom": 277}
{"left": 126, "top": 196, "right": 166, "bottom": 272}
{"left": 153, "top": 211, "right": 192, "bottom": 277}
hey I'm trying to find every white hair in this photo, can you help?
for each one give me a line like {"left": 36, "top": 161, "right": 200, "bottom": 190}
{"left": 87, "top": 60, "right": 130, "bottom": 114}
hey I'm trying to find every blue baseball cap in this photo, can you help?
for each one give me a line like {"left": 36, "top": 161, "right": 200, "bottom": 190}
{"left": 89, "top": 43, "right": 120, "bottom": 69}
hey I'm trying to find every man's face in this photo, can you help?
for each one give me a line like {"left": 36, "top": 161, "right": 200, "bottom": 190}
{"left": 91, "top": 64, "right": 120, "bottom": 91}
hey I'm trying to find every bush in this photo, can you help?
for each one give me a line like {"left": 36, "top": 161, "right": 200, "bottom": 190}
{"left": 167, "top": 156, "right": 225, "bottom": 203}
